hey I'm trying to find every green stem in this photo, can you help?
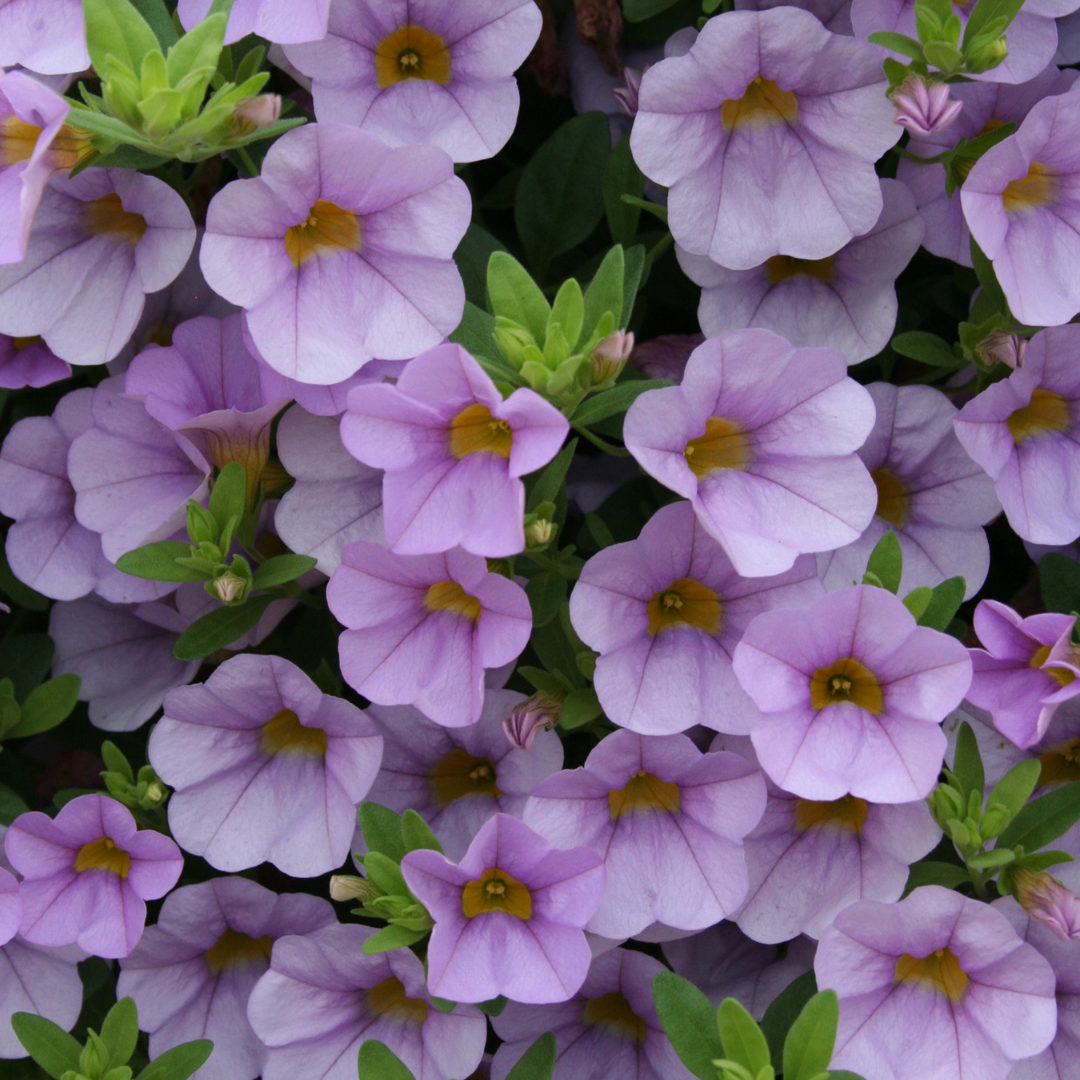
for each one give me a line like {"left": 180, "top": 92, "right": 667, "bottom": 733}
{"left": 237, "top": 147, "right": 259, "bottom": 178}
{"left": 892, "top": 146, "right": 949, "bottom": 165}
{"left": 571, "top": 424, "right": 632, "bottom": 457}
{"left": 647, "top": 231, "right": 674, "bottom": 264}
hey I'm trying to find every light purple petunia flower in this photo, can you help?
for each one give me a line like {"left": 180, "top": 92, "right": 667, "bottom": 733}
{"left": 630, "top": 8, "right": 898, "bottom": 269}
{"left": 178, "top": 0, "right": 330, "bottom": 45}
{"left": 891, "top": 78, "right": 964, "bottom": 138}
{"left": 816, "top": 886, "right": 1057, "bottom": 1080}
{"left": 328, "top": 542, "right": 532, "bottom": 727}
{"left": 284, "top": 0, "right": 542, "bottom": 163}
{"left": 6, "top": 793, "right": 183, "bottom": 959}
{"left": 961, "top": 88, "right": 1080, "bottom": 326}
{"left": 734, "top": 0, "right": 853, "bottom": 34}
{"left": 246, "top": 921, "right": 488, "bottom": 1080}
{"left": 341, "top": 344, "right": 569, "bottom": 558}
{"left": 117, "top": 876, "right": 336, "bottom": 1080}
{"left": 401, "top": 813, "right": 606, "bottom": 1004}
{"left": 819, "top": 383, "right": 1001, "bottom": 599}
{"left": 966, "top": 600, "right": 1080, "bottom": 749}
{"left": 677, "top": 179, "right": 924, "bottom": 366}
{"left": 662, "top": 922, "right": 817, "bottom": 1019}
{"left": 623, "top": 329, "right": 877, "bottom": 578}
{"left": 490, "top": 948, "right": 695, "bottom": 1080}
{"left": 0, "top": 0, "right": 88, "bottom": 75}
{"left": 733, "top": 584, "right": 972, "bottom": 802}
{"left": 0, "top": 334, "right": 69, "bottom": 389}
{"left": 0, "top": 169, "right": 196, "bottom": 365}
{"left": 896, "top": 64, "right": 1078, "bottom": 267}
{"left": 709, "top": 733, "right": 940, "bottom": 943}
{"left": 355, "top": 690, "right": 563, "bottom": 861}
{"left": 569, "top": 500, "right": 824, "bottom": 736}
{"left": 200, "top": 123, "right": 470, "bottom": 385}
{"left": 523, "top": 729, "right": 766, "bottom": 939}
{"left": 953, "top": 325, "right": 1080, "bottom": 545}
{"left": 149, "top": 653, "right": 383, "bottom": 878}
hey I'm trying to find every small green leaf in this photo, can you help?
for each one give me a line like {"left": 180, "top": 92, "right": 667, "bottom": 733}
{"left": 487, "top": 252, "right": 551, "bottom": 345}
{"left": 101, "top": 741, "right": 135, "bottom": 784}
{"left": 0, "top": 783, "right": 30, "bottom": 827}
{"left": 559, "top": 686, "right": 602, "bottom": 730}
{"left": 134, "top": 1039, "right": 213, "bottom": 1080}
{"left": 401, "top": 810, "right": 443, "bottom": 854}
{"left": 718, "top": 999, "right": 770, "bottom": 1076}
{"left": 761, "top": 972, "right": 818, "bottom": 1071}
{"left": 549, "top": 279, "right": 585, "bottom": 353}
{"left": 130, "top": 0, "right": 179, "bottom": 47}
{"left": 505, "top": 1032, "right": 557, "bottom": 1080}
{"left": 363, "top": 851, "right": 408, "bottom": 896}
{"left": 100, "top": 997, "right": 140, "bottom": 1069}
{"left": 478, "top": 996, "right": 509, "bottom": 1017}
{"left": 455, "top": 224, "right": 508, "bottom": 309}
{"left": 963, "top": 0, "right": 1025, "bottom": 49}
{"left": 605, "top": 136, "right": 645, "bottom": 247}
{"left": 969, "top": 237, "right": 1010, "bottom": 317}
{"left": 360, "top": 924, "right": 428, "bottom": 955}
{"left": 84, "top": 0, "right": 162, "bottom": 81}
{"left": 358, "top": 803, "right": 406, "bottom": 863}
{"left": 571, "top": 379, "right": 671, "bottom": 428}
{"left": 902, "top": 587, "right": 933, "bottom": 621}
{"left": 250, "top": 554, "right": 317, "bottom": 590}
{"left": 864, "top": 531, "right": 902, "bottom": 594}
{"left": 172, "top": 595, "right": 274, "bottom": 661}
{"left": 867, "top": 30, "right": 927, "bottom": 59}
{"left": 526, "top": 438, "right": 577, "bottom": 513}
{"left": 918, "top": 577, "right": 966, "bottom": 631}
{"left": 986, "top": 759, "right": 1043, "bottom": 823}
{"left": 997, "top": 782, "right": 1080, "bottom": 853}
{"left": 1012, "top": 850, "right": 1074, "bottom": 872}
{"left": 527, "top": 571, "right": 569, "bottom": 629}
{"left": 450, "top": 301, "right": 504, "bottom": 366}
{"left": 1039, "top": 553, "right": 1080, "bottom": 614}
{"left": 783, "top": 991, "right": 838, "bottom": 1080}
{"left": 890, "top": 331, "right": 959, "bottom": 368}
{"left": 357, "top": 1040, "right": 416, "bottom": 1080}
{"left": 903, "top": 860, "right": 970, "bottom": 896}
{"left": 952, "top": 721, "right": 985, "bottom": 802}
{"left": 208, "top": 461, "right": 247, "bottom": 532}
{"left": 10, "top": 1014, "right": 83, "bottom": 1079}
{"left": 7, "top": 675, "right": 81, "bottom": 738}
{"left": 165, "top": 12, "right": 226, "bottom": 88}
{"left": 0, "top": 634, "right": 54, "bottom": 701}
{"left": 117, "top": 542, "right": 206, "bottom": 582}
{"left": 582, "top": 245, "right": 627, "bottom": 338}
{"left": 652, "top": 971, "right": 725, "bottom": 1080}
{"left": 967, "top": 847, "right": 1016, "bottom": 869}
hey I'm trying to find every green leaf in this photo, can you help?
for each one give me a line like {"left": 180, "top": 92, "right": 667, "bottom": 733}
{"left": 165, "top": 12, "right": 226, "bottom": 88}
{"left": 172, "top": 595, "right": 273, "bottom": 661}
{"left": 454, "top": 224, "right": 507, "bottom": 310}
{"left": 867, "top": 30, "right": 927, "bottom": 59}
{"left": 360, "top": 924, "right": 428, "bottom": 954}
{"left": 450, "top": 302, "right": 502, "bottom": 364}
{"left": 583, "top": 246, "right": 626, "bottom": 339}
{"left": 963, "top": 0, "right": 1025, "bottom": 49}
{"left": 91, "top": 144, "right": 171, "bottom": 169}
{"left": 622, "top": 244, "right": 646, "bottom": 330}
{"left": 10, "top": 1014, "right": 83, "bottom": 1079}
{"left": 357, "top": 1040, "right": 416, "bottom": 1080}
{"left": 623, "top": 0, "right": 683, "bottom": 19}
{"left": 605, "top": 134, "right": 645, "bottom": 247}
{"left": 890, "top": 331, "right": 959, "bottom": 368}
{"left": 761, "top": 972, "right": 818, "bottom": 1071}
{"left": 527, "top": 438, "right": 577, "bottom": 513}
{"left": 0, "top": 783, "right": 30, "bottom": 827}
{"left": 117, "top": 542, "right": 206, "bottom": 582}
{"left": 130, "top": 0, "right": 179, "bottom": 47}
{"left": 63, "top": 104, "right": 148, "bottom": 144}
{"left": 952, "top": 721, "right": 985, "bottom": 801}
{"left": 359, "top": 803, "right": 407, "bottom": 863}
{"left": 864, "top": 531, "right": 902, "bottom": 594}
{"left": 250, "top": 554, "right": 317, "bottom": 590}
{"left": 84, "top": 0, "right": 162, "bottom": 80}
{"left": 559, "top": 686, "right": 602, "bottom": 730}
{"left": 652, "top": 971, "right": 724, "bottom": 1080}
{"left": 571, "top": 379, "right": 670, "bottom": 428}
{"left": 903, "top": 586, "right": 933, "bottom": 621}
{"left": 1039, "top": 553, "right": 1080, "bottom": 614}
{"left": 918, "top": 577, "right": 966, "bottom": 631}
{"left": 101, "top": 741, "right": 135, "bottom": 784}
{"left": 7, "top": 675, "right": 81, "bottom": 738}
{"left": 0, "top": 695, "right": 20, "bottom": 739}
{"left": 986, "top": 759, "right": 1043, "bottom": 822}
{"left": 968, "top": 847, "right": 1016, "bottom": 869}
{"left": 234, "top": 42, "right": 267, "bottom": 84}
{"left": 0, "top": 634, "right": 54, "bottom": 701}
{"left": 208, "top": 461, "right": 247, "bottom": 531}
{"left": 903, "top": 860, "right": 970, "bottom": 896}
{"left": 101, "top": 998, "right": 139, "bottom": 1069}
{"left": 487, "top": 252, "right": 550, "bottom": 344}
{"left": 0, "top": 552, "right": 51, "bottom": 611}
{"left": 515, "top": 112, "right": 611, "bottom": 278}
{"left": 362, "top": 851, "right": 408, "bottom": 896}
{"left": 969, "top": 237, "right": 1009, "bottom": 317}
{"left": 478, "top": 996, "right": 509, "bottom": 1017}
{"left": 717, "top": 999, "right": 770, "bottom": 1076}
{"left": 1013, "top": 850, "right": 1074, "bottom": 872}
{"left": 401, "top": 809, "right": 442, "bottom": 854}
{"left": 527, "top": 571, "right": 569, "bottom": 629}
{"left": 586, "top": 513, "right": 616, "bottom": 550}
{"left": 783, "top": 991, "right": 838, "bottom": 1080}
{"left": 505, "top": 1032, "right": 557, "bottom": 1080}
{"left": 997, "top": 782, "right": 1080, "bottom": 853}
{"left": 549, "top": 278, "right": 586, "bottom": 352}
{"left": 134, "top": 1040, "right": 213, "bottom": 1080}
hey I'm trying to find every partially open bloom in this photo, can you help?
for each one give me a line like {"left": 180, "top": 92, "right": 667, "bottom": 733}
{"left": 817, "top": 886, "right": 1057, "bottom": 1080}
{"left": 524, "top": 730, "right": 766, "bottom": 939}
{"left": 624, "top": 330, "right": 877, "bottom": 577}
{"left": 200, "top": 123, "right": 470, "bottom": 385}
{"left": 341, "top": 344, "right": 569, "bottom": 557}
{"left": 891, "top": 78, "right": 963, "bottom": 138}
{"left": 630, "top": 8, "right": 898, "bottom": 269}
{"left": 6, "top": 794, "right": 183, "bottom": 959}
{"left": 178, "top": 0, "right": 330, "bottom": 45}
{"left": 0, "top": 0, "right": 88, "bottom": 75}
{"left": 284, "top": 0, "right": 543, "bottom": 162}
{"left": 117, "top": 877, "right": 336, "bottom": 1080}
{"left": 401, "top": 813, "right": 606, "bottom": 1004}
{"left": 733, "top": 585, "right": 972, "bottom": 802}
{"left": 503, "top": 693, "right": 562, "bottom": 752}
{"left": 1011, "top": 868, "right": 1080, "bottom": 941}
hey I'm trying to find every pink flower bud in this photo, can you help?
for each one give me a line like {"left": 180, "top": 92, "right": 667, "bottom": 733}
{"left": 977, "top": 329, "right": 1027, "bottom": 370}
{"left": 1014, "top": 868, "right": 1080, "bottom": 941}
{"left": 234, "top": 94, "right": 282, "bottom": 132}
{"left": 501, "top": 693, "right": 562, "bottom": 751}
{"left": 591, "top": 330, "right": 634, "bottom": 385}
{"left": 891, "top": 78, "right": 963, "bottom": 138}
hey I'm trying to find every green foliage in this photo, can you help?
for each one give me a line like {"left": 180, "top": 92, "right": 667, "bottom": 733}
{"left": 1040, "top": 553, "right": 1080, "bottom": 614}
{"left": 863, "top": 532, "right": 902, "bottom": 593}
{"left": 505, "top": 1033, "right": 557, "bottom": 1080}
{"left": 357, "top": 1040, "right": 415, "bottom": 1080}
{"left": 652, "top": 971, "right": 726, "bottom": 1080}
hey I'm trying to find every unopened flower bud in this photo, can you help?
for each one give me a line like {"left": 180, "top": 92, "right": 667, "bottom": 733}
{"left": 233, "top": 94, "right": 282, "bottom": 133}
{"left": 591, "top": 330, "right": 634, "bottom": 385}
{"left": 502, "top": 692, "right": 563, "bottom": 750}
{"left": 977, "top": 329, "right": 1026, "bottom": 370}
{"left": 141, "top": 781, "right": 166, "bottom": 807}
{"left": 613, "top": 65, "right": 647, "bottom": 117}
{"left": 1014, "top": 867, "right": 1080, "bottom": 941}
{"left": 525, "top": 518, "right": 556, "bottom": 548}
{"left": 213, "top": 572, "right": 247, "bottom": 603}
{"left": 890, "top": 77, "right": 963, "bottom": 138}
{"left": 965, "top": 36, "right": 1009, "bottom": 73}
{"left": 329, "top": 874, "right": 383, "bottom": 903}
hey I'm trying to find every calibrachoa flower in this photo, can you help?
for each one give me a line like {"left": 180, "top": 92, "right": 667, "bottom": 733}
{"left": 0, "top": 0, "right": 88, "bottom": 75}
{"left": 357, "top": 691, "right": 563, "bottom": 861}
{"left": 962, "top": 89, "right": 1080, "bottom": 326}
{"left": 6, "top": 794, "right": 183, "bottom": 959}
{"left": 490, "top": 948, "right": 695, "bottom": 1080}
{"left": 709, "top": 734, "right": 940, "bottom": 943}
{"left": 733, "top": 585, "right": 972, "bottom": 802}
{"left": 117, "top": 877, "right": 336, "bottom": 1080}
{"left": 677, "top": 180, "right": 924, "bottom": 366}
{"left": 149, "top": 654, "right": 383, "bottom": 877}
{"left": 1011, "top": 868, "right": 1080, "bottom": 942}
{"left": 284, "top": 0, "right": 543, "bottom": 163}
{"left": 891, "top": 78, "right": 963, "bottom": 138}
{"left": 328, "top": 542, "right": 532, "bottom": 727}
{"left": 0, "top": 333, "right": 69, "bottom": 389}
{"left": 623, "top": 330, "right": 877, "bottom": 577}
{"left": 954, "top": 325, "right": 1080, "bottom": 545}
{"left": 178, "top": 0, "right": 330, "bottom": 44}
{"left": 966, "top": 600, "right": 1080, "bottom": 749}
{"left": 816, "top": 886, "right": 1058, "bottom": 1080}
{"left": 0, "top": 936, "right": 84, "bottom": 1058}
{"left": 0, "top": 867, "right": 18, "bottom": 948}
{"left": 0, "top": 169, "right": 196, "bottom": 366}
{"left": 569, "top": 500, "right": 823, "bottom": 735}
{"left": 523, "top": 730, "right": 766, "bottom": 939}
{"left": 630, "top": 8, "right": 899, "bottom": 269}
{"left": 734, "top": 0, "right": 853, "bottom": 34}
{"left": 200, "top": 123, "right": 470, "bottom": 385}
{"left": 819, "top": 383, "right": 1001, "bottom": 598}
{"left": 401, "top": 813, "right": 606, "bottom": 1004}
{"left": 247, "top": 921, "right": 488, "bottom": 1080}
{"left": 342, "top": 344, "right": 569, "bottom": 557}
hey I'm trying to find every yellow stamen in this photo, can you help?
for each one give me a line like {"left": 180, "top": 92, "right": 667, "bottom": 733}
{"left": 84, "top": 193, "right": 147, "bottom": 246}
{"left": 683, "top": 416, "right": 750, "bottom": 478}
{"left": 795, "top": 795, "right": 869, "bottom": 834}
{"left": 894, "top": 948, "right": 969, "bottom": 1003}
{"left": 284, "top": 200, "right": 362, "bottom": 268}
{"left": 462, "top": 867, "right": 533, "bottom": 920}
{"left": 810, "top": 657, "right": 884, "bottom": 715}
{"left": 365, "top": 977, "right": 430, "bottom": 1024}
{"left": 1030, "top": 644, "right": 1077, "bottom": 689}
{"left": 431, "top": 748, "right": 501, "bottom": 806}
{"left": 583, "top": 992, "right": 648, "bottom": 1041}
{"left": 74, "top": 836, "right": 130, "bottom": 878}
{"left": 1002, "top": 162, "right": 1055, "bottom": 213}
{"left": 260, "top": 709, "right": 328, "bottom": 758}
{"left": 1039, "top": 737, "right": 1080, "bottom": 786}
{"left": 765, "top": 255, "right": 835, "bottom": 285}
{"left": 449, "top": 403, "right": 513, "bottom": 460}
{"left": 1007, "top": 388, "right": 1070, "bottom": 444}
{"left": 721, "top": 77, "right": 798, "bottom": 132}
{"left": 609, "top": 769, "right": 681, "bottom": 820}
{"left": 872, "top": 468, "right": 909, "bottom": 527}
{"left": 12, "top": 336, "right": 42, "bottom": 351}
{"left": 375, "top": 25, "right": 452, "bottom": 88}
{"left": 204, "top": 928, "right": 273, "bottom": 974}
{"left": 647, "top": 577, "right": 722, "bottom": 635}
{"left": 424, "top": 581, "right": 482, "bottom": 622}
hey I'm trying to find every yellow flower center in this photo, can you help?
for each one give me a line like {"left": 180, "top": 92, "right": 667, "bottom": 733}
{"left": 462, "top": 867, "right": 533, "bottom": 920}
{"left": 260, "top": 709, "right": 328, "bottom": 758}
{"left": 765, "top": 255, "right": 835, "bottom": 285}
{"left": 431, "top": 748, "right": 502, "bottom": 806}
{"left": 365, "top": 976, "right": 430, "bottom": 1025}
{"left": 1039, "top": 737, "right": 1080, "bottom": 786}
{"left": 683, "top": 416, "right": 751, "bottom": 479}
{"left": 12, "top": 336, "right": 42, "bottom": 351}
{"left": 810, "top": 657, "right": 884, "bottom": 715}
{"left": 74, "top": 836, "right": 130, "bottom": 878}
{"left": 794, "top": 795, "right": 869, "bottom": 834}
{"left": 1002, "top": 162, "right": 1055, "bottom": 213}
{"left": 647, "top": 577, "right": 722, "bottom": 635}
{"left": 608, "top": 769, "right": 681, "bottom": 820}
{"left": 872, "top": 468, "right": 909, "bottom": 527}
{"left": 0, "top": 115, "right": 93, "bottom": 169}
{"left": 721, "top": 77, "right": 798, "bottom": 133}
{"left": 204, "top": 928, "right": 273, "bottom": 974}
{"left": 1030, "top": 644, "right": 1076, "bottom": 689}
{"left": 375, "top": 25, "right": 452, "bottom": 88}
{"left": 284, "top": 200, "right": 362, "bottom": 268}
{"left": 84, "top": 193, "right": 147, "bottom": 246}
{"left": 894, "top": 948, "right": 969, "bottom": 1003}
{"left": 583, "top": 992, "right": 648, "bottom": 1042}
{"left": 449, "top": 403, "right": 513, "bottom": 460}
{"left": 424, "top": 581, "right": 482, "bottom": 622}
{"left": 1007, "top": 388, "right": 1070, "bottom": 444}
